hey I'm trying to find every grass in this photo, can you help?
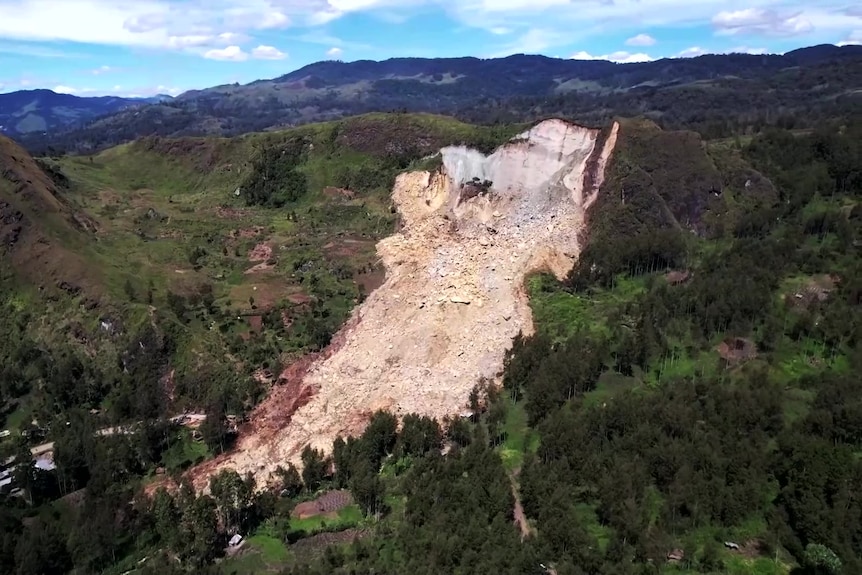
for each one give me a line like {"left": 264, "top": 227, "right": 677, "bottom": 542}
{"left": 288, "top": 504, "right": 364, "bottom": 533}
{"left": 573, "top": 502, "right": 613, "bottom": 553}
{"left": 245, "top": 534, "right": 290, "bottom": 562}
{"left": 496, "top": 400, "right": 539, "bottom": 472}
{"left": 161, "top": 430, "right": 209, "bottom": 472}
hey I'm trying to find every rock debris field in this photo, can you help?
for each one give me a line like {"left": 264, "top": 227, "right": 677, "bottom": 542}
{"left": 193, "top": 119, "right": 619, "bottom": 488}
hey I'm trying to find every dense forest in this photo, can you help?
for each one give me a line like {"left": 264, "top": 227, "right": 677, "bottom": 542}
{"left": 1, "top": 113, "right": 861, "bottom": 574}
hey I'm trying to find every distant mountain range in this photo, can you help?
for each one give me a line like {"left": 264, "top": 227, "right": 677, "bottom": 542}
{"left": 9, "top": 43, "right": 862, "bottom": 153}
{"left": 0, "top": 89, "right": 173, "bottom": 138}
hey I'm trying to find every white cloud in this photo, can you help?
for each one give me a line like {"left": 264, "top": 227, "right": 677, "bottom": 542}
{"left": 493, "top": 28, "right": 573, "bottom": 56}
{"left": 625, "top": 33, "right": 656, "bottom": 47}
{"left": 712, "top": 8, "right": 813, "bottom": 36}
{"left": 0, "top": 0, "right": 860, "bottom": 64}
{"left": 838, "top": 30, "right": 862, "bottom": 46}
{"left": 257, "top": 11, "right": 289, "bottom": 29}
{"left": 731, "top": 46, "right": 768, "bottom": 54}
{"left": 203, "top": 45, "right": 248, "bottom": 62}
{"left": 678, "top": 46, "right": 710, "bottom": 57}
{"left": 326, "top": 46, "right": 343, "bottom": 57}
{"left": 251, "top": 45, "right": 286, "bottom": 60}
{"left": 48, "top": 84, "right": 184, "bottom": 98}
{"left": 570, "top": 50, "right": 654, "bottom": 63}
{"left": 92, "top": 65, "right": 113, "bottom": 75}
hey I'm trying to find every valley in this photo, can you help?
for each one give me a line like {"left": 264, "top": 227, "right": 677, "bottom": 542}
{"left": 0, "top": 48, "right": 860, "bottom": 575}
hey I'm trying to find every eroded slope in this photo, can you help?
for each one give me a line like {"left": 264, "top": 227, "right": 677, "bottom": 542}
{"left": 197, "top": 119, "right": 619, "bottom": 486}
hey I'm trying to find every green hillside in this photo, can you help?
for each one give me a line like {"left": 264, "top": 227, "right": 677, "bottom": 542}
{"left": 0, "top": 113, "right": 860, "bottom": 575}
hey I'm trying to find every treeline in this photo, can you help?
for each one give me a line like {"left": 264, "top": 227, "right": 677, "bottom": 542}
{"left": 240, "top": 137, "right": 310, "bottom": 208}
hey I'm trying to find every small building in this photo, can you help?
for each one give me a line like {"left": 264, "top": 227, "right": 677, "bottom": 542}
{"left": 228, "top": 534, "right": 244, "bottom": 548}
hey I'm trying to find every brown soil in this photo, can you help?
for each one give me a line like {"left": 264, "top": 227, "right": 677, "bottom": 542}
{"left": 248, "top": 315, "right": 263, "bottom": 332}
{"left": 216, "top": 207, "right": 253, "bottom": 219}
{"left": 786, "top": 274, "right": 839, "bottom": 309}
{"left": 290, "top": 529, "right": 370, "bottom": 560}
{"left": 664, "top": 270, "right": 691, "bottom": 285}
{"left": 323, "top": 236, "right": 374, "bottom": 259}
{"left": 291, "top": 490, "right": 354, "bottom": 520}
{"left": 717, "top": 337, "right": 757, "bottom": 366}
{"left": 323, "top": 186, "right": 356, "bottom": 201}
{"left": 287, "top": 292, "right": 313, "bottom": 305}
{"left": 248, "top": 242, "right": 273, "bottom": 262}
{"left": 355, "top": 267, "right": 386, "bottom": 295}
{"left": 229, "top": 282, "right": 286, "bottom": 311}
{"left": 229, "top": 226, "right": 265, "bottom": 239}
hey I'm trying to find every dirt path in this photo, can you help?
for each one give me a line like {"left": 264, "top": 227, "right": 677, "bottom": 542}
{"left": 510, "top": 468, "right": 535, "bottom": 540}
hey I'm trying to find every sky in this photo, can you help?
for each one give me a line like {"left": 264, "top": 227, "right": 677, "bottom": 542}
{"left": 0, "top": 0, "right": 860, "bottom": 98}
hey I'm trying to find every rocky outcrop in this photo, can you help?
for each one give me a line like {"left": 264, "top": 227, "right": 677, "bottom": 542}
{"left": 197, "top": 119, "right": 619, "bottom": 488}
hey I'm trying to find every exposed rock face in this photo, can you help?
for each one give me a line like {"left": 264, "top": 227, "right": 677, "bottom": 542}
{"left": 197, "top": 119, "right": 619, "bottom": 488}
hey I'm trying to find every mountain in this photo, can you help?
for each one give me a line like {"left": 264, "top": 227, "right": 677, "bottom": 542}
{"left": 0, "top": 133, "right": 99, "bottom": 294}
{"left": 17, "top": 44, "right": 862, "bottom": 154}
{"left": 0, "top": 89, "right": 160, "bottom": 139}
{"left": 2, "top": 109, "right": 862, "bottom": 574}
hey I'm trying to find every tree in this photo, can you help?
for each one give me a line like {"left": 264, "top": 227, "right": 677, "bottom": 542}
{"left": 210, "top": 469, "right": 254, "bottom": 534}
{"left": 14, "top": 518, "right": 73, "bottom": 575}
{"left": 179, "top": 494, "right": 221, "bottom": 567}
{"left": 200, "top": 402, "right": 230, "bottom": 454}
{"left": 350, "top": 459, "right": 385, "bottom": 518}
{"left": 151, "top": 487, "right": 181, "bottom": 549}
{"left": 301, "top": 446, "right": 329, "bottom": 492}
{"left": 803, "top": 543, "right": 842, "bottom": 575}
{"left": 275, "top": 463, "right": 303, "bottom": 497}
{"left": 397, "top": 414, "right": 442, "bottom": 457}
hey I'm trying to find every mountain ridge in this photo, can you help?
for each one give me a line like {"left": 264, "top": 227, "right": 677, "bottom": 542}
{"left": 0, "top": 89, "right": 171, "bottom": 139}
{"left": 13, "top": 43, "right": 862, "bottom": 154}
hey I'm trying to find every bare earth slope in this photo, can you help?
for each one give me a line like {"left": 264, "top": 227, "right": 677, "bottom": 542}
{"left": 195, "top": 119, "right": 619, "bottom": 487}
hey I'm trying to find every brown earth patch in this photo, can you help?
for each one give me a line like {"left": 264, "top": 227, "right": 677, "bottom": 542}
{"left": 291, "top": 490, "right": 354, "bottom": 520}
{"left": 248, "top": 315, "right": 263, "bottom": 332}
{"left": 786, "top": 274, "right": 839, "bottom": 309}
{"left": 717, "top": 337, "right": 757, "bottom": 367}
{"left": 664, "top": 270, "right": 691, "bottom": 285}
{"left": 290, "top": 529, "right": 370, "bottom": 560}
{"left": 248, "top": 242, "right": 273, "bottom": 262}
{"left": 216, "top": 206, "right": 253, "bottom": 220}
{"left": 230, "top": 283, "right": 286, "bottom": 310}
{"left": 323, "top": 186, "right": 356, "bottom": 201}
{"left": 230, "top": 226, "right": 265, "bottom": 239}
{"left": 98, "top": 189, "right": 122, "bottom": 206}
{"left": 355, "top": 266, "right": 386, "bottom": 295}
{"left": 287, "top": 292, "right": 313, "bottom": 305}
{"left": 322, "top": 236, "right": 374, "bottom": 259}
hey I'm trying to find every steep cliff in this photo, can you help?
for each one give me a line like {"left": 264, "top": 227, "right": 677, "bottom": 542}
{"left": 194, "top": 119, "right": 619, "bottom": 487}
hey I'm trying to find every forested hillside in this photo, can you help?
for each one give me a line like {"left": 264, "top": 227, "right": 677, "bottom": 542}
{"left": 1, "top": 113, "right": 861, "bottom": 575}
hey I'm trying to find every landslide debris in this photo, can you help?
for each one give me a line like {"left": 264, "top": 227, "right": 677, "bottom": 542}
{"left": 197, "top": 119, "right": 619, "bottom": 487}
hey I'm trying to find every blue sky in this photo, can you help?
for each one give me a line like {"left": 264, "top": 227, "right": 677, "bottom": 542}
{"left": 0, "top": 0, "right": 860, "bottom": 97}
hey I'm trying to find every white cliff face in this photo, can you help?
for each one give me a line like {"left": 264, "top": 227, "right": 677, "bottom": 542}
{"left": 197, "top": 119, "right": 619, "bottom": 489}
